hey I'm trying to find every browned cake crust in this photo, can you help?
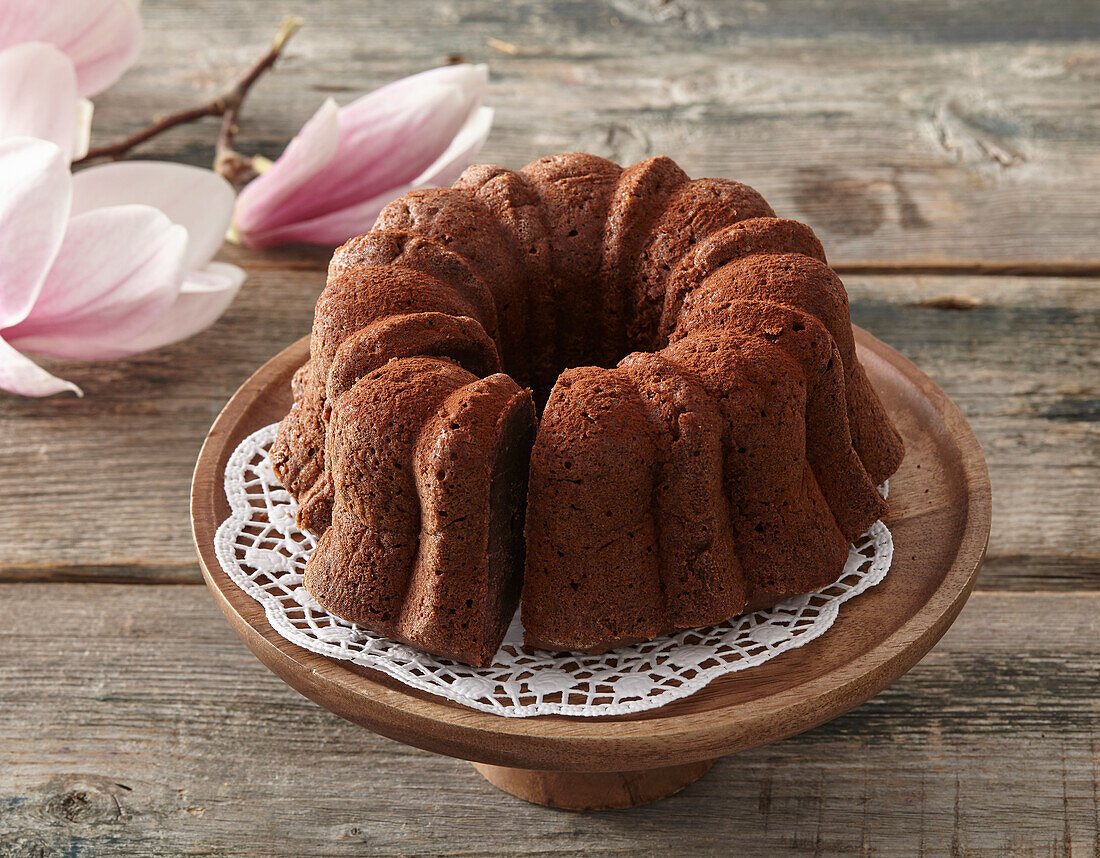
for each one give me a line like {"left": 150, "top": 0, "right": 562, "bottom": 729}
{"left": 633, "top": 178, "right": 775, "bottom": 351}
{"left": 325, "top": 312, "right": 500, "bottom": 403}
{"left": 523, "top": 368, "right": 665, "bottom": 651}
{"left": 660, "top": 217, "right": 827, "bottom": 344}
{"left": 272, "top": 152, "right": 906, "bottom": 665}
{"left": 453, "top": 165, "right": 555, "bottom": 400}
{"left": 662, "top": 330, "right": 851, "bottom": 611}
{"left": 374, "top": 188, "right": 528, "bottom": 384}
{"left": 520, "top": 154, "right": 622, "bottom": 377}
{"left": 601, "top": 156, "right": 689, "bottom": 363}
{"left": 271, "top": 262, "right": 491, "bottom": 534}
{"left": 303, "top": 359, "right": 535, "bottom": 666}
{"left": 678, "top": 253, "right": 905, "bottom": 483}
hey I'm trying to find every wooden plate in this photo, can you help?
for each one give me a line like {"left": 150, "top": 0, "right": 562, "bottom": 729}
{"left": 191, "top": 329, "right": 990, "bottom": 809}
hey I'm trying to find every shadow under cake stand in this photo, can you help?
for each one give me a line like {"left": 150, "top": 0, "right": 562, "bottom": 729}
{"left": 191, "top": 328, "right": 990, "bottom": 810}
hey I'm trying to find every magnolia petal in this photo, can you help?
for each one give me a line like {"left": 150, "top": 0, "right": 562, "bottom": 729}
{"left": 6, "top": 205, "right": 187, "bottom": 360}
{"left": 233, "top": 64, "right": 490, "bottom": 246}
{"left": 0, "top": 43, "right": 81, "bottom": 159}
{"left": 238, "top": 105, "right": 494, "bottom": 248}
{"left": 120, "top": 261, "right": 245, "bottom": 354}
{"left": 0, "top": 336, "right": 80, "bottom": 397}
{"left": 72, "top": 98, "right": 94, "bottom": 161}
{"left": 0, "top": 138, "right": 72, "bottom": 329}
{"left": 0, "top": 0, "right": 143, "bottom": 96}
{"left": 347, "top": 63, "right": 489, "bottom": 122}
{"left": 277, "top": 75, "right": 484, "bottom": 223}
{"left": 412, "top": 105, "right": 494, "bottom": 189}
{"left": 72, "top": 160, "right": 235, "bottom": 271}
{"left": 233, "top": 98, "right": 340, "bottom": 243}
{"left": 231, "top": 188, "right": 397, "bottom": 248}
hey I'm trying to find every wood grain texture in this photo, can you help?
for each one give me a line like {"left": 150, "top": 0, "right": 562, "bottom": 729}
{"left": 2, "top": 270, "right": 1091, "bottom": 589}
{"left": 0, "top": 585, "right": 1096, "bottom": 856}
{"left": 471, "top": 759, "right": 718, "bottom": 809}
{"left": 86, "top": 0, "right": 1100, "bottom": 267}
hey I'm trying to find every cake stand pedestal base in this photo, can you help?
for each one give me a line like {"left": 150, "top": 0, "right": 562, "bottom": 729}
{"left": 471, "top": 759, "right": 716, "bottom": 810}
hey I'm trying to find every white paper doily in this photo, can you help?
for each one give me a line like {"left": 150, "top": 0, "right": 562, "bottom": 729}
{"left": 214, "top": 423, "right": 893, "bottom": 718}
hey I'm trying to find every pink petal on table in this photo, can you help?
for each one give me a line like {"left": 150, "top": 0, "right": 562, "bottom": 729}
{"left": 410, "top": 105, "right": 494, "bottom": 189}
{"left": 232, "top": 195, "right": 388, "bottom": 249}
{"left": 330, "top": 62, "right": 488, "bottom": 162}
{"left": 0, "top": 43, "right": 81, "bottom": 159}
{"left": 0, "top": 0, "right": 142, "bottom": 96}
{"left": 0, "top": 137, "right": 72, "bottom": 328}
{"left": 0, "top": 335, "right": 80, "bottom": 397}
{"left": 5, "top": 204, "right": 187, "bottom": 360}
{"left": 276, "top": 72, "right": 486, "bottom": 224}
{"left": 72, "top": 160, "right": 236, "bottom": 271}
{"left": 393, "top": 62, "right": 486, "bottom": 95}
{"left": 119, "top": 261, "right": 245, "bottom": 354}
{"left": 233, "top": 98, "right": 340, "bottom": 241}
{"left": 243, "top": 106, "right": 494, "bottom": 248}
{"left": 358, "top": 62, "right": 489, "bottom": 120}
{"left": 233, "top": 64, "right": 489, "bottom": 247}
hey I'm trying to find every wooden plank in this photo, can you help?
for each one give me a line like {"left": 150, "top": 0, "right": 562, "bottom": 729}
{"left": 0, "top": 257, "right": 322, "bottom": 581}
{"left": 843, "top": 274, "right": 1100, "bottom": 592}
{"left": 1, "top": 271, "right": 1094, "bottom": 589}
{"left": 82, "top": 0, "right": 1100, "bottom": 266}
{"left": 0, "top": 585, "right": 1096, "bottom": 855}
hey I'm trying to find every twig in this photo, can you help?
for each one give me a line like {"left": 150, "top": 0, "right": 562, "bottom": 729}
{"left": 214, "top": 17, "right": 301, "bottom": 184}
{"left": 74, "top": 102, "right": 224, "bottom": 162}
{"left": 74, "top": 16, "right": 302, "bottom": 180}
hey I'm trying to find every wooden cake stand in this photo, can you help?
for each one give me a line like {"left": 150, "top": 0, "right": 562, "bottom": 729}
{"left": 191, "top": 329, "right": 990, "bottom": 810}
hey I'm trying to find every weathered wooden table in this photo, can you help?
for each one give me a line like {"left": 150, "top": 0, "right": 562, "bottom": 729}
{"left": 2, "top": 1, "right": 1097, "bottom": 854}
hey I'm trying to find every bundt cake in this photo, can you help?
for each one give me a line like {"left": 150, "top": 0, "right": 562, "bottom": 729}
{"left": 271, "top": 152, "right": 905, "bottom": 666}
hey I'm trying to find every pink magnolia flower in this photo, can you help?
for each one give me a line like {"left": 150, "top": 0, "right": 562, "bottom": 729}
{"left": 233, "top": 63, "right": 493, "bottom": 248}
{"left": 0, "top": 0, "right": 142, "bottom": 97}
{"left": 0, "top": 137, "right": 245, "bottom": 397}
{"left": 0, "top": 0, "right": 143, "bottom": 162}
{"left": 0, "top": 41, "right": 95, "bottom": 161}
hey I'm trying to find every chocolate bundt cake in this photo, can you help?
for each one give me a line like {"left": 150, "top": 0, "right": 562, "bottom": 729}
{"left": 271, "top": 153, "right": 904, "bottom": 666}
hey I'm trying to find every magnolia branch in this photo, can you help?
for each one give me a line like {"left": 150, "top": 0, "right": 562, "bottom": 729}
{"left": 74, "top": 17, "right": 302, "bottom": 182}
